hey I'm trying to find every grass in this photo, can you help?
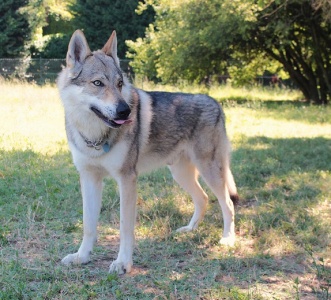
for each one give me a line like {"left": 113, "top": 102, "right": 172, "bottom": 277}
{"left": 134, "top": 79, "right": 303, "bottom": 102}
{"left": 0, "top": 80, "right": 330, "bottom": 299}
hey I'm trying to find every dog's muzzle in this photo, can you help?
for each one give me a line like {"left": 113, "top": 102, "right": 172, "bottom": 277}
{"left": 90, "top": 102, "right": 132, "bottom": 128}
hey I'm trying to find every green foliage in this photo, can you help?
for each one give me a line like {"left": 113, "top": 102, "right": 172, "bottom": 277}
{"left": 70, "top": 0, "right": 154, "bottom": 59}
{"left": 42, "top": 12, "right": 73, "bottom": 36}
{"left": 250, "top": 0, "right": 331, "bottom": 104}
{"left": 41, "top": 0, "right": 75, "bottom": 36}
{"left": 308, "top": 0, "right": 331, "bottom": 23}
{"left": 26, "top": 0, "right": 75, "bottom": 36}
{"left": 3, "top": 0, "right": 331, "bottom": 105}
{"left": 0, "top": 0, "right": 31, "bottom": 57}
{"left": 227, "top": 54, "right": 289, "bottom": 86}
{"left": 127, "top": 0, "right": 259, "bottom": 83}
{"left": 0, "top": 0, "right": 153, "bottom": 59}
{"left": 19, "top": 0, "right": 48, "bottom": 37}
{"left": 41, "top": 33, "right": 72, "bottom": 58}
{"left": 126, "top": 25, "right": 159, "bottom": 81}
{"left": 128, "top": 0, "right": 252, "bottom": 83}
{"left": 128, "top": 0, "right": 331, "bottom": 104}
{"left": 19, "top": 0, "right": 75, "bottom": 58}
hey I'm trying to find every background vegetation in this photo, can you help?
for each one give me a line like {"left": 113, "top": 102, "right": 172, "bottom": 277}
{"left": 1, "top": 0, "right": 330, "bottom": 103}
{"left": 0, "top": 0, "right": 155, "bottom": 59}
{"left": 127, "top": 0, "right": 331, "bottom": 104}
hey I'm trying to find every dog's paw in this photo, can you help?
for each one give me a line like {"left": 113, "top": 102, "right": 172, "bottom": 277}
{"left": 109, "top": 260, "right": 132, "bottom": 275}
{"left": 176, "top": 225, "right": 195, "bottom": 233}
{"left": 219, "top": 236, "right": 236, "bottom": 247}
{"left": 61, "top": 253, "right": 90, "bottom": 265}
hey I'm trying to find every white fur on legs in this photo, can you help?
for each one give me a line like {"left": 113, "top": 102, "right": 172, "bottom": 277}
{"left": 109, "top": 174, "right": 137, "bottom": 274}
{"left": 61, "top": 170, "right": 103, "bottom": 266}
{"left": 169, "top": 159, "right": 208, "bottom": 233}
{"left": 219, "top": 236, "right": 236, "bottom": 247}
{"left": 197, "top": 164, "right": 236, "bottom": 246}
{"left": 218, "top": 190, "right": 235, "bottom": 247}
{"left": 62, "top": 252, "right": 90, "bottom": 265}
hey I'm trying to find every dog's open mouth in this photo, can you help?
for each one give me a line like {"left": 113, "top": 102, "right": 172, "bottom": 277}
{"left": 90, "top": 106, "right": 132, "bottom": 128}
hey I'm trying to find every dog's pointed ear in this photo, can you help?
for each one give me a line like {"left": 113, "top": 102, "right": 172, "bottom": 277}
{"left": 102, "top": 31, "right": 120, "bottom": 66}
{"left": 66, "top": 30, "right": 91, "bottom": 68}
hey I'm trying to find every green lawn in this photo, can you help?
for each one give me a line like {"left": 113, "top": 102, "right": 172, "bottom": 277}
{"left": 0, "top": 81, "right": 330, "bottom": 299}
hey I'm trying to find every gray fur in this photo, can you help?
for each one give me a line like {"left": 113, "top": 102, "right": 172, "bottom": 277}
{"left": 147, "top": 92, "right": 224, "bottom": 155}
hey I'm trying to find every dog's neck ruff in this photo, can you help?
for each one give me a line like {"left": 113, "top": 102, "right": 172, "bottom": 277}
{"left": 79, "top": 131, "right": 111, "bottom": 153}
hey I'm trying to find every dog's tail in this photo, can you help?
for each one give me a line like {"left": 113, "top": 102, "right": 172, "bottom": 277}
{"left": 226, "top": 167, "right": 239, "bottom": 205}
{"left": 222, "top": 139, "right": 239, "bottom": 205}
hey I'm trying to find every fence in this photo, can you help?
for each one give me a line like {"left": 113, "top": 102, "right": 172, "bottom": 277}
{"left": 0, "top": 58, "right": 294, "bottom": 88}
{"left": 0, "top": 58, "right": 133, "bottom": 84}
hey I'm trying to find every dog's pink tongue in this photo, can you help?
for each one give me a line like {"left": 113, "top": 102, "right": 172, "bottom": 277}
{"left": 113, "top": 119, "right": 132, "bottom": 125}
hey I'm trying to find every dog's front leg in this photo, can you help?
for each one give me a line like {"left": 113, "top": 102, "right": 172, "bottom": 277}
{"left": 109, "top": 174, "right": 137, "bottom": 274}
{"left": 62, "top": 170, "right": 103, "bottom": 265}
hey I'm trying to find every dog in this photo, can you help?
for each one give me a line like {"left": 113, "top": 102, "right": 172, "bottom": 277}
{"left": 57, "top": 30, "right": 239, "bottom": 274}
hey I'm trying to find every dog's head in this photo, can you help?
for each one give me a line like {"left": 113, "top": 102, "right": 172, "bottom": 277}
{"left": 59, "top": 30, "right": 132, "bottom": 129}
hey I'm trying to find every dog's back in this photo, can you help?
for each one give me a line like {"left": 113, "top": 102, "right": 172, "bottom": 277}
{"left": 144, "top": 91, "right": 225, "bottom": 153}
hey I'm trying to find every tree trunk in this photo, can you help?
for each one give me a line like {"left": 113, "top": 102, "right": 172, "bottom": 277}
{"left": 255, "top": 0, "right": 331, "bottom": 105}
{"left": 311, "top": 21, "right": 331, "bottom": 104}
{"left": 265, "top": 46, "right": 327, "bottom": 104}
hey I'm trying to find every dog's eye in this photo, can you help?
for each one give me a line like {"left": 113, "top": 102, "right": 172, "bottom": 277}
{"left": 117, "top": 80, "right": 123, "bottom": 89}
{"left": 93, "top": 80, "right": 103, "bottom": 87}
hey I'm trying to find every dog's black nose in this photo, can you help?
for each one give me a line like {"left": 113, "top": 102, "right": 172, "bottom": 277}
{"left": 116, "top": 101, "right": 131, "bottom": 119}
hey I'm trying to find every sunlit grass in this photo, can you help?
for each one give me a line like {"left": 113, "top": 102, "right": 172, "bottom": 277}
{"left": 0, "top": 80, "right": 66, "bottom": 154}
{"left": 134, "top": 78, "right": 303, "bottom": 102}
{"left": 0, "top": 81, "right": 330, "bottom": 299}
{"left": 226, "top": 104, "right": 331, "bottom": 140}
{"left": 210, "top": 84, "right": 302, "bottom": 102}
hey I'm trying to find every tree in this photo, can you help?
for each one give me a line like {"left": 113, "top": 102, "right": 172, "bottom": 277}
{"left": 0, "top": 0, "right": 31, "bottom": 57}
{"left": 71, "top": 0, "right": 154, "bottom": 59}
{"left": 18, "top": 0, "right": 75, "bottom": 58}
{"left": 127, "top": 0, "right": 238, "bottom": 83}
{"left": 127, "top": 0, "right": 271, "bottom": 83}
{"left": 312, "top": 0, "right": 331, "bottom": 23}
{"left": 128, "top": 0, "right": 331, "bottom": 104}
{"left": 250, "top": 0, "right": 331, "bottom": 104}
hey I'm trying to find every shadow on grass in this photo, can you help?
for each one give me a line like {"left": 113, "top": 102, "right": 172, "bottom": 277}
{"left": 233, "top": 136, "right": 331, "bottom": 193}
{"left": 0, "top": 149, "right": 81, "bottom": 234}
{"left": 0, "top": 134, "right": 330, "bottom": 298}
{"left": 1, "top": 135, "right": 328, "bottom": 223}
{"left": 123, "top": 135, "right": 330, "bottom": 298}
{"left": 231, "top": 136, "right": 331, "bottom": 246}
{"left": 87, "top": 231, "right": 330, "bottom": 299}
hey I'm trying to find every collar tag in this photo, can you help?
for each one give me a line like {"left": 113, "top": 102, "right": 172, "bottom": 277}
{"left": 102, "top": 142, "right": 111, "bottom": 153}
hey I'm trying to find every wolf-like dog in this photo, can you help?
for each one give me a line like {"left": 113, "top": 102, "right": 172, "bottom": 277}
{"left": 57, "top": 30, "right": 239, "bottom": 274}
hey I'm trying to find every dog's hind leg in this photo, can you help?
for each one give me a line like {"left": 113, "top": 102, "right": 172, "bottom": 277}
{"left": 62, "top": 170, "right": 103, "bottom": 265}
{"left": 168, "top": 158, "right": 208, "bottom": 232}
{"left": 196, "top": 161, "right": 236, "bottom": 247}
